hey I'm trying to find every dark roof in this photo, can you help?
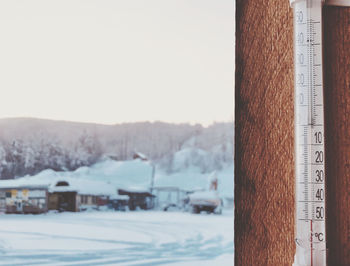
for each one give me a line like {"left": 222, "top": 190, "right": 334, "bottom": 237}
{"left": 118, "top": 189, "right": 155, "bottom": 197}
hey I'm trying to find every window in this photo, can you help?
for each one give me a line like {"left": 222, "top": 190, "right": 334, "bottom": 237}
{"left": 81, "top": 195, "right": 88, "bottom": 204}
{"left": 56, "top": 181, "right": 69, "bottom": 187}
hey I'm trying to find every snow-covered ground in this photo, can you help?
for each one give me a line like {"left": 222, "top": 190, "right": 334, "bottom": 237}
{"left": 0, "top": 211, "right": 233, "bottom": 266}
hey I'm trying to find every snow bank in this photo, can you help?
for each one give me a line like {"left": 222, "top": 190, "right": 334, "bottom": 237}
{"left": 73, "top": 159, "right": 153, "bottom": 189}
{"left": 155, "top": 164, "right": 234, "bottom": 198}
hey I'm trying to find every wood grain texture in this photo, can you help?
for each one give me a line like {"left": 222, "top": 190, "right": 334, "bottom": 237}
{"left": 234, "top": 1, "right": 295, "bottom": 265}
{"left": 323, "top": 7, "right": 350, "bottom": 266}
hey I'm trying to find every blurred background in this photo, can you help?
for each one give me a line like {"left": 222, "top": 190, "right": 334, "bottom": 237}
{"left": 0, "top": 0, "right": 234, "bottom": 265}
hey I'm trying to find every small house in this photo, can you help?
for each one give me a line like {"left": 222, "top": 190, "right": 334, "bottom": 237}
{"left": 48, "top": 181, "right": 78, "bottom": 212}
{"left": 0, "top": 185, "right": 48, "bottom": 214}
{"left": 49, "top": 179, "right": 116, "bottom": 212}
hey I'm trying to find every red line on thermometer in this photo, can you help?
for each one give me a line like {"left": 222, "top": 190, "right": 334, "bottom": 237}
{"left": 311, "top": 219, "right": 313, "bottom": 266}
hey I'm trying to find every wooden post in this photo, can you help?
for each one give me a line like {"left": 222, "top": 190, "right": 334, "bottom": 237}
{"left": 323, "top": 7, "right": 350, "bottom": 266}
{"left": 234, "top": 1, "right": 295, "bottom": 265}
{"left": 235, "top": 1, "right": 350, "bottom": 265}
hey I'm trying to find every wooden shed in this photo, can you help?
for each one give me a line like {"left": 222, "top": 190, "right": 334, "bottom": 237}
{"left": 49, "top": 180, "right": 115, "bottom": 212}
{"left": 118, "top": 188, "right": 155, "bottom": 210}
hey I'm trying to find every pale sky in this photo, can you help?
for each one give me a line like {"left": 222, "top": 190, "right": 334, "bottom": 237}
{"left": 0, "top": 0, "right": 234, "bottom": 126}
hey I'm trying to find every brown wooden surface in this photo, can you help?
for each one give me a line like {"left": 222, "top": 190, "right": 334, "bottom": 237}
{"left": 323, "top": 7, "right": 350, "bottom": 266}
{"left": 235, "top": 2, "right": 350, "bottom": 265}
{"left": 234, "top": 1, "right": 295, "bottom": 265}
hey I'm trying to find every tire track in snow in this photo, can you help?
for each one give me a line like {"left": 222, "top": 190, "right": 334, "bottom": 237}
{"left": 0, "top": 212, "right": 233, "bottom": 265}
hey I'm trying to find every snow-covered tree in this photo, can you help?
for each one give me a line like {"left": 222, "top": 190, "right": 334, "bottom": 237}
{"left": 0, "top": 118, "right": 234, "bottom": 178}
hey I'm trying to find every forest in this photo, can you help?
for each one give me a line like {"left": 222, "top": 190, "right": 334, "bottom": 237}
{"left": 0, "top": 118, "right": 233, "bottom": 179}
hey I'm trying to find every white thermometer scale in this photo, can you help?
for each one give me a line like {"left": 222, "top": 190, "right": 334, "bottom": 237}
{"left": 290, "top": 0, "right": 350, "bottom": 265}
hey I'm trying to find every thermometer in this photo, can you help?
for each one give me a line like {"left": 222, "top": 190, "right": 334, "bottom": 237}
{"left": 291, "top": 0, "right": 326, "bottom": 265}
{"left": 291, "top": 0, "right": 350, "bottom": 265}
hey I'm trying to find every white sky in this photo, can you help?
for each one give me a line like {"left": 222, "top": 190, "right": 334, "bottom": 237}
{"left": 0, "top": 0, "right": 234, "bottom": 126}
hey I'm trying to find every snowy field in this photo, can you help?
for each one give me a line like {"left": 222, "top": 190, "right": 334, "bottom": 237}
{"left": 0, "top": 211, "right": 233, "bottom": 266}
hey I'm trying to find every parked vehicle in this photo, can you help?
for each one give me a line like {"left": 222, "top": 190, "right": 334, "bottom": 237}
{"left": 188, "top": 191, "right": 222, "bottom": 214}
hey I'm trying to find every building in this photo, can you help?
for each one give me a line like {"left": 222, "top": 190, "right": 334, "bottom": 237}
{"left": 0, "top": 176, "right": 117, "bottom": 213}
{"left": 133, "top": 152, "right": 148, "bottom": 161}
{"left": 48, "top": 181, "right": 78, "bottom": 212}
{"left": 0, "top": 185, "right": 48, "bottom": 214}
{"left": 153, "top": 186, "right": 188, "bottom": 210}
{"left": 118, "top": 188, "right": 155, "bottom": 210}
{"left": 48, "top": 179, "right": 116, "bottom": 212}
{"left": 108, "top": 194, "right": 129, "bottom": 211}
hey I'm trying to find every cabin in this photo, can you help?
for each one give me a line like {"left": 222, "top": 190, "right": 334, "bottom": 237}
{"left": 48, "top": 181, "right": 78, "bottom": 212}
{"left": 0, "top": 185, "right": 48, "bottom": 214}
{"left": 49, "top": 179, "right": 115, "bottom": 212}
{"left": 118, "top": 188, "right": 155, "bottom": 210}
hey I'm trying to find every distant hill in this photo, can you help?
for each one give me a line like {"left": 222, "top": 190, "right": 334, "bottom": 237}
{"left": 0, "top": 118, "right": 233, "bottom": 179}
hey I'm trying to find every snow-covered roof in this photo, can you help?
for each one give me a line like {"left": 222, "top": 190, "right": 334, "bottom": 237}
{"left": 0, "top": 176, "right": 116, "bottom": 196}
{"left": 189, "top": 191, "right": 221, "bottom": 200}
{"left": 118, "top": 186, "right": 151, "bottom": 193}
{"left": 110, "top": 194, "right": 129, "bottom": 200}
{"left": 0, "top": 159, "right": 153, "bottom": 196}
{"left": 0, "top": 183, "right": 48, "bottom": 190}
{"left": 0, "top": 158, "right": 233, "bottom": 198}
{"left": 133, "top": 152, "right": 148, "bottom": 160}
{"left": 0, "top": 176, "right": 51, "bottom": 189}
{"left": 48, "top": 178, "right": 116, "bottom": 196}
